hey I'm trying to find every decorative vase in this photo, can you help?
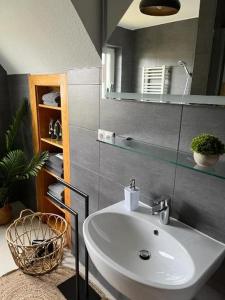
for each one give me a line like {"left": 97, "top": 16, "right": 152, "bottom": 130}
{"left": 193, "top": 152, "right": 220, "bottom": 167}
{"left": 0, "top": 204, "right": 12, "bottom": 225}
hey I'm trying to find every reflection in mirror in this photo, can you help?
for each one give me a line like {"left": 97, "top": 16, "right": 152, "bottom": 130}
{"left": 102, "top": 0, "right": 225, "bottom": 103}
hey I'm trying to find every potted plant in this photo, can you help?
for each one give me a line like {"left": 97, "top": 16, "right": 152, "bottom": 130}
{"left": 0, "top": 100, "right": 48, "bottom": 225}
{"left": 191, "top": 133, "right": 225, "bottom": 167}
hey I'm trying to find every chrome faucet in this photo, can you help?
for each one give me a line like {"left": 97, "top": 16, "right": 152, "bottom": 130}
{"left": 150, "top": 197, "right": 171, "bottom": 225}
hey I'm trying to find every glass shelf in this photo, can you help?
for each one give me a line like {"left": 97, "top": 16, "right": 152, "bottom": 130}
{"left": 105, "top": 92, "right": 225, "bottom": 106}
{"left": 97, "top": 136, "right": 225, "bottom": 180}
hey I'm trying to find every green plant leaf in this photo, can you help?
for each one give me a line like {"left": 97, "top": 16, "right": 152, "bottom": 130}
{"left": 0, "top": 150, "right": 27, "bottom": 183}
{"left": 0, "top": 100, "right": 49, "bottom": 203}
{"left": 19, "top": 151, "right": 49, "bottom": 180}
{"left": 191, "top": 134, "right": 225, "bottom": 155}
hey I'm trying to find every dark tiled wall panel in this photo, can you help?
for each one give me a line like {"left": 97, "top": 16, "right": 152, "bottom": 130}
{"left": 100, "top": 144, "right": 176, "bottom": 204}
{"left": 179, "top": 106, "right": 225, "bottom": 155}
{"left": 68, "top": 84, "right": 100, "bottom": 130}
{"left": 100, "top": 99, "right": 182, "bottom": 148}
{"left": 173, "top": 168, "right": 225, "bottom": 242}
{"left": 70, "top": 126, "right": 100, "bottom": 173}
{"left": 67, "top": 67, "right": 101, "bottom": 85}
{"left": 67, "top": 68, "right": 225, "bottom": 300}
{"left": 68, "top": 68, "right": 129, "bottom": 300}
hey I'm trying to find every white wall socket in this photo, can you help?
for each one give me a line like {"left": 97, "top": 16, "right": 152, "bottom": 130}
{"left": 98, "top": 129, "right": 115, "bottom": 143}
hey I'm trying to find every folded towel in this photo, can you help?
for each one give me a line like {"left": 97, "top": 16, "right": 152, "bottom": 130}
{"left": 48, "top": 183, "right": 65, "bottom": 200}
{"left": 45, "top": 162, "right": 63, "bottom": 173}
{"left": 45, "top": 166, "right": 63, "bottom": 178}
{"left": 47, "top": 153, "right": 63, "bottom": 168}
{"left": 42, "top": 92, "right": 60, "bottom": 104}
{"left": 42, "top": 101, "right": 59, "bottom": 107}
{"left": 48, "top": 191, "right": 64, "bottom": 202}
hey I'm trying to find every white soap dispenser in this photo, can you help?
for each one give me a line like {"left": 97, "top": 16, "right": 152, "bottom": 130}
{"left": 124, "top": 178, "right": 140, "bottom": 211}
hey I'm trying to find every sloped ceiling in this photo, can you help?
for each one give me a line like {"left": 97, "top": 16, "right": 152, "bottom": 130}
{"left": 0, "top": 0, "right": 101, "bottom": 74}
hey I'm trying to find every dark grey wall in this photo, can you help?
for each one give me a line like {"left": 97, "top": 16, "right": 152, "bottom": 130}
{"left": 0, "top": 66, "right": 10, "bottom": 145}
{"left": 70, "top": 0, "right": 133, "bottom": 57}
{"left": 192, "top": 0, "right": 218, "bottom": 94}
{"left": 106, "top": 0, "right": 132, "bottom": 41}
{"left": 7, "top": 74, "right": 36, "bottom": 210}
{"left": 67, "top": 67, "right": 225, "bottom": 300}
{"left": 207, "top": 0, "right": 225, "bottom": 95}
{"left": 71, "top": 0, "right": 102, "bottom": 55}
{"left": 0, "top": 70, "right": 34, "bottom": 208}
{"left": 108, "top": 27, "right": 134, "bottom": 92}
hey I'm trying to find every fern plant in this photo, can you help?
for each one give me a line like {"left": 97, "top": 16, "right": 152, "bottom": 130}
{"left": 0, "top": 100, "right": 49, "bottom": 208}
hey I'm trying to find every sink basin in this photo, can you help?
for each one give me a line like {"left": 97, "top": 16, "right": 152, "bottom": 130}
{"left": 83, "top": 201, "right": 225, "bottom": 300}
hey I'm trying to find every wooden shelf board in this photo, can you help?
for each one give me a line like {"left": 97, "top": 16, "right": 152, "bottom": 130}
{"left": 45, "top": 195, "right": 65, "bottom": 214}
{"left": 38, "top": 104, "right": 61, "bottom": 111}
{"left": 41, "top": 137, "right": 63, "bottom": 149}
{"left": 43, "top": 167, "right": 63, "bottom": 179}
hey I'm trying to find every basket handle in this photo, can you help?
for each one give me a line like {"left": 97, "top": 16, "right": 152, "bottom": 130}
{"left": 19, "top": 209, "right": 35, "bottom": 218}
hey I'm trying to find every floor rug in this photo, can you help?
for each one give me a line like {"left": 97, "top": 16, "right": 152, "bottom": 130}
{"left": 0, "top": 265, "right": 106, "bottom": 300}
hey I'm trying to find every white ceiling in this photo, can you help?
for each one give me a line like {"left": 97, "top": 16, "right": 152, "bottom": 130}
{"left": 119, "top": 0, "right": 201, "bottom": 30}
{"left": 0, "top": 0, "right": 101, "bottom": 74}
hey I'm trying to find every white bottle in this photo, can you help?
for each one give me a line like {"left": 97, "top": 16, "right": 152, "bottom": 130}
{"left": 124, "top": 178, "right": 140, "bottom": 211}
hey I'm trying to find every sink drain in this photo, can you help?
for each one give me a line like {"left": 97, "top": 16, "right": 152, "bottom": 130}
{"left": 139, "top": 250, "right": 151, "bottom": 260}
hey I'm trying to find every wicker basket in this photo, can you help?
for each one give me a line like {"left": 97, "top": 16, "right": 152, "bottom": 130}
{"left": 6, "top": 209, "right": 67, "bottom": 276}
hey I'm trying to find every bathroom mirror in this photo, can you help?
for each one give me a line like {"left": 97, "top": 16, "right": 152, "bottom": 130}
{"left": 102, "top": 0, "right": 225, "bottom": 104}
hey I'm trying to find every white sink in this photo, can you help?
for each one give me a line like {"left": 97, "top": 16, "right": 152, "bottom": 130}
{"left": 83, "top": 201, "right": 225, "bottom": 300}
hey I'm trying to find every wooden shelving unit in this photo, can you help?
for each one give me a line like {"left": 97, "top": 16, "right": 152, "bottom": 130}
{"left": 29, "top": 74, "right": 71, "bottom": 246}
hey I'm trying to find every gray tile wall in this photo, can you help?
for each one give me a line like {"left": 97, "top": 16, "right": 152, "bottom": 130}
{"left": 107, "top": 27, "right": 135, "bottom": 92}
{"left": 68, "top": 67, "right": 225, "bottom": 299}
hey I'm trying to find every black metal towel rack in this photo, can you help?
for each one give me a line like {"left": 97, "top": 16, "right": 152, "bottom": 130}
{"left": 47, "top": 176, "right": 100, "bottom": 300}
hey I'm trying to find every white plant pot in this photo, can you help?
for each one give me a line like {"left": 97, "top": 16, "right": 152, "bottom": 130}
{"left": 193, "top": 152, "right": 220, "bottom": 167}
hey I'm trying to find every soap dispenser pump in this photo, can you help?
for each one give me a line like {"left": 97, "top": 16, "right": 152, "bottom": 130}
{"left": 124, "top": 178, "right": 140, "bottom": 211}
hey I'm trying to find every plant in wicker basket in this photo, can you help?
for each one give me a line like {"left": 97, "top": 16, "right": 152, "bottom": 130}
{"left": 0, "top": 100, "right": 49, "bottom": 224}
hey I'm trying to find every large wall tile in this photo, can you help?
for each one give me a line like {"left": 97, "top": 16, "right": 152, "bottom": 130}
{"left": 179, "top": 105, "right": 225, "bottom": 155}
{"left": 67, "top": 67, "right": 101, "bottom": 85}
{"left": 68, "top": 84, "right": 100, "bottom": 130}
{"left": 100, "top": 99, "right": 182, "bottom": 149}
{"left": 70, "top": 162, "right": 99, "bottom": 217}
{"left": 100, "top": 143, "right": 176, "bottom": 204}
{"left": 99, "top": 175, "right": 124, "bottom": 209}
{"left": 70, "top": 126, "right": 99, "bottom": 173}
{"left": 173, "top": 167, "right": 225, "bottom": 243}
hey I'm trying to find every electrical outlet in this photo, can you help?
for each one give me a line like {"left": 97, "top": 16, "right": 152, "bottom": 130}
{"left": 98, "top": 129, "right": 115, "bottom": 143}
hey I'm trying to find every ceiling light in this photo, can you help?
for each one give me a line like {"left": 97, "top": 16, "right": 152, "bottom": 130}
{"left": 139, "top": 0, "right": 181, "bottom": 16}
